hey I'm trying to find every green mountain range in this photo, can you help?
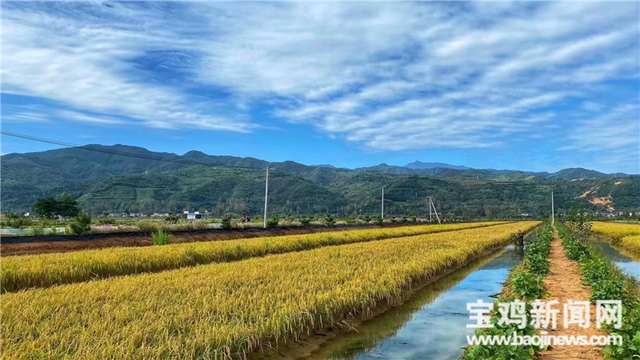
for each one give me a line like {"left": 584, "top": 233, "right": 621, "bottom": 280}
{"left": 2, "top": 145, "right": 638, "bottom": 218}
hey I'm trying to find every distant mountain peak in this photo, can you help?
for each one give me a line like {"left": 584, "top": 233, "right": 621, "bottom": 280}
{"left": 405, "top": 161, "right": 470, "bottom": 170}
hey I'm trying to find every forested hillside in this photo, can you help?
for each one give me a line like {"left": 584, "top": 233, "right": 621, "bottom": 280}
{"left": 2, "top": 145, "right": 638, "bottom": 217}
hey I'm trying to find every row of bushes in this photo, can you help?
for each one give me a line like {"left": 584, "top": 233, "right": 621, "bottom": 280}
{"left": 509, "top": 226, "right": 552, "bottom": 299}
{"left": 463, "top": 224, "right": 553, "bottom": 360}
{"left": 19, "top": 213, "right": 93, "bottom": 236}
{"left": 5, "top": 214, "right": 450, "bottom": 236}
{"left": 557, "top": 223, "right": 640, "bottom": 359}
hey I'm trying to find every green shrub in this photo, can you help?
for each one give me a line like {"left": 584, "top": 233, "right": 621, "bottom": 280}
{"left": 97, "top": 218, "right": 116, "bottom": 225}
{"left": 221, "top": 216, "right": 232, "bottom": 230}
{"left": 137, "top": 221, "right": 160, "bottom": 232}
{"left": 324, "top": 214, "right": 335, "bottom": 226}
{"left": 580, "top": 257, "right": 613, "bottom": 283}
{"left": 511, "top": 270, "right": 544, "bottom": 299}
{"left": 525, "top": 253, "right": 550, "bottom": 276}
{"left": 151, "top": 230, "right": 171, "bottom": 245}
{"left": 591, "top": 279, "right": 624, "bottom": 303}
{"left": 266, "top": 216, "right": 280, "bottom": 229}
{"left": 523, "top": 227, "right": 552, "bottom": 276}
{"left": 69, "top": 213, "right": 92, "bottom": 235}
{"left": 28, "top": 227, "right": 46, "bottom": 236}
{"left": 374, "top": 216, "right": 384, "bottom": 225}
{"left": 4, "top": 216, "right": 32, "bottom": 229}
{"left": 603, "top": 301, "right": 640, "bottom": 359}
{"left": 164, "top": 215, "right": 180, "bottom": 224}
{"left": 298, "top": 215, "right": 312, "bottom": 227}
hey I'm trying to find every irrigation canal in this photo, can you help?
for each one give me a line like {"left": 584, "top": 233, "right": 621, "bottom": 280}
{"left": 590, "top": 238, "right": 640, "bottom": 281}
{"left": 301, "top": 239, "right": 531, "bottom": 360}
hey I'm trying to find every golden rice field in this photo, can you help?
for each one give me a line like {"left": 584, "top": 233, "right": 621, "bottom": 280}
{"left": 1, "top": 221, "right": 507, "bottom": 292}
{"left": 1, "top": 221, "right": 538, "bottom": 360}
{"left": 591, "top": 221, "right": 640, "bottom": 254}
{"left": 592, "top": 221, "right": 640, "bottom": 240}
{"left": 620, "top": 235, "right": 640, "bottom": 253}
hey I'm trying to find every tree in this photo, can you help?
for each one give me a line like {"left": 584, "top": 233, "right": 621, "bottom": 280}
{"left": 32, "top": 193, "right": 80, "bottom": 219}
{"left": 33, "top": 197, "right": 58, "bottom": 218}
{"left": 56, "top": 193, "right": 80, "bottom": 218}
{"left": 69, "top": 213, "right": 92, "bottom": 235}
{"left": 566, "top": 203, "right": 593, "bottom": 242}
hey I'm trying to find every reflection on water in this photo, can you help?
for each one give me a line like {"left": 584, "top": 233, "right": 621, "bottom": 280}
{"left": 304, "top": 243, "right": 526, "bottom": 360}
{"left": 589, "top": 239, "right": 640, "bottom": 281}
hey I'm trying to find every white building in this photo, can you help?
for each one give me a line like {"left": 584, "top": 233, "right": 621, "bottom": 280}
{"left": 183, "top": 210, "right": 203, "bottom": 220}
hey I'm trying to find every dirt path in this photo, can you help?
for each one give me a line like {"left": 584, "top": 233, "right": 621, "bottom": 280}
{"left": 538, "top": 230, "right": 607, "bottom": 360}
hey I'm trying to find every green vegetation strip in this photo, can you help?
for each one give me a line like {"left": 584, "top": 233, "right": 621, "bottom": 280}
{"left": 1, "top": 221, "right": 508, "bottom": 292}
{"left": 2, "top": 222, "right": 538, "bottom": 359}
{"left": 557, "top": 223, "right": 640, "bottom": 360}
{"left": 463, "top": 224, "right": 553, "bottom": 360}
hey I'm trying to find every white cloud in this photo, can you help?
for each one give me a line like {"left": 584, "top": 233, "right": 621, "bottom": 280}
{"left": 56, "top": 110, "right": 126, "bottom": 125}
{"left": 187, "top": 2, "right": 638, "bottom": 153}
{"left": 2, "top": 2, "right": 639, "bottom": 170}
{"left": 2, "top": 112, "right": 49, "bottom": 123}
{"left": 559, "top": 104, "right": 640, "bottom": 173}
{"left": 1, "top": 3, "right": 255, "bottom": 133}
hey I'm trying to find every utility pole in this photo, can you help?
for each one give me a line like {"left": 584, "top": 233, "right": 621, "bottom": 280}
{"left": 429, "top": 198, "right": 441, "bottom": 224}
{"left": 551, "top": 191, "right": 555, "bottom": 226}
{"left": 263, "top": 167, "right": 269, "bottom": 229}
{"left": 381, "top": 187, "right": 385, "bottom": 219}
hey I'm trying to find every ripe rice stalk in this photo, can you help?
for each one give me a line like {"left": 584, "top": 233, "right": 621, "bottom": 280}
{"left": 1, "top": 221, "right": 539, "bottom": 359}
{"left": 592, "top": 221, "right": 640, "bottom": 241}
{"left": 620, "top": 235, "right": 640, "bottom": 254}
{"left": 1, "top": 221, "right": 509, "bottom": 292}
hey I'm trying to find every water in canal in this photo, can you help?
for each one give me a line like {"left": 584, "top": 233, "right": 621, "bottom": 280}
{"left": 589, "top": 238, "right": 640, "bottom": 281}
{"left": 303, "top": 243, "right": 527, "bottom": 360}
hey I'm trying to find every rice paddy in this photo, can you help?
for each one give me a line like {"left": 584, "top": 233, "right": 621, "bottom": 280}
{"left": 1, "top": 221, "right": 538, "bottom": 359}
{"left": 620, "top": 235, "right": 640, "bottom": 253}
{"left": 1, "top": 221, "right": 506, "bottom": 292}
{"left": 592, "top": 221, "right": 640, "bottom": 240}
{"left": 591, "top": 221, "right": 640, "bottom": 253}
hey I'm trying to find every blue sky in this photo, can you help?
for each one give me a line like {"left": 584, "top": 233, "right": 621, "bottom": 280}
{"left": 2, "top": 1, "right": 639, "bottom": 173}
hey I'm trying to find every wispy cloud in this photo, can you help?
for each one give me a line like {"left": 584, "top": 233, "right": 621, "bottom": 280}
{"left": 2, "top": 2, "right": 255, "bottom": 133}
{"left": 3, "top": 112, "right": 49, "bottom": 123}
{"left": 559, "top": 104, "right": 639, "bottom": 172}
{"left": 56, "top": 110, "right": 126, "bottom": 125}
{"left": 190, "top": 2, "right": 638, "bottom": 153}
{"left": 2, "top": 2, "right": 638, "bottom": 171}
